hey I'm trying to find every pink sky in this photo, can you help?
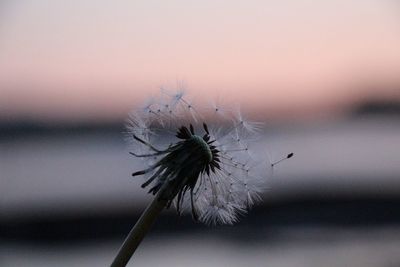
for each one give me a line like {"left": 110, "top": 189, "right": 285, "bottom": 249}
{"left": 1, "top": 0, "right": 400, "bottom": 122}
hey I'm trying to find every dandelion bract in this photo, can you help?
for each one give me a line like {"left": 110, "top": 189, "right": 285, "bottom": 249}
{"left": 126, "top": 90, "right": 268, "bottom": 225}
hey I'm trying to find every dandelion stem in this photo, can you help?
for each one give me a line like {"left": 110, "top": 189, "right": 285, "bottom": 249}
{"left": 110, "top": 193, "right": 168, "bottom": 267}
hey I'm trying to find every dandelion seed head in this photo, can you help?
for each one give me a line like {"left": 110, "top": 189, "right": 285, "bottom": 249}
{"left": 126, "top": 89, "right": 269, "bottom": 225}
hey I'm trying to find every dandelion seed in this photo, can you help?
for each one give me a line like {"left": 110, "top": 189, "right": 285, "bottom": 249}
{"left": 126, "top": 90, "right": 269, "bottom": 225}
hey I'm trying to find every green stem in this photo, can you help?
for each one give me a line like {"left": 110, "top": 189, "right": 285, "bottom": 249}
{"left": 110, "top": 194, "right": 167, "bottom": 267}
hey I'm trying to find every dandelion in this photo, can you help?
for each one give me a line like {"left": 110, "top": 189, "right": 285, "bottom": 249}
{"left": 111, "top": 89, "right": 285, "bottom": 267}
{"left": 126, "top": 90, "right": 267, "bottom": 224}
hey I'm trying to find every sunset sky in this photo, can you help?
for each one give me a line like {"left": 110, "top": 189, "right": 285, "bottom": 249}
{"left": 1, "top": 0, "right": 400, "bottom": 122}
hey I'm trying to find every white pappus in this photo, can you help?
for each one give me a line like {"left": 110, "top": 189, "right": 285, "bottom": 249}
{"left": 125, "top": 90, "right": 269, "bottom": 225}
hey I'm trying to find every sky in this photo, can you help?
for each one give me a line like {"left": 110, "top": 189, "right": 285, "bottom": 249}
{"left": 1, "top": 0, "right": 400, "bottom": 122}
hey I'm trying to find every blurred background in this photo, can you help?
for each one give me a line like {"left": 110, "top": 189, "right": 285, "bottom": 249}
{"left": 1, "top": 1, "right": 400, "bottom": 266}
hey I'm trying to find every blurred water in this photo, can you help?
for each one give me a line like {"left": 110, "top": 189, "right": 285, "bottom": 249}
{"left": 1, "top": 116, "right": 400, "bottom": 267}
{"left": 2, "top": 227, "right": 400, "bottom": 267}
{"left": 1, "top": 116, "right": 400, "bottom": 218}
